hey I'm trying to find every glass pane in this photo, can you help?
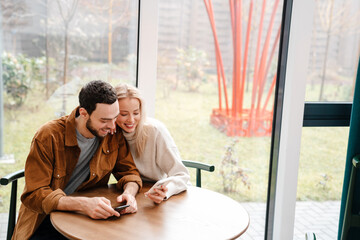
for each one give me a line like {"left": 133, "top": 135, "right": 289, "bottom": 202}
{"left": 305, "top": 0, "right": 360, "bottom": 102}
{"left": 296, "top": 1, "right": 360, "bottom": 239}
{"left": 156, "top": 0, "right": 285, "bottom": 238}
{"left": 0, "top": 0, "right": 139, "bottom": 211}
{"left": 295, "top": 127, "right": 348, "bottom": 239}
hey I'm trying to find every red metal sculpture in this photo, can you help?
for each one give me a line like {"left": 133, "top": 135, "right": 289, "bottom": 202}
{"left": 205, "top": 0, "right": 281, "bottom": 137}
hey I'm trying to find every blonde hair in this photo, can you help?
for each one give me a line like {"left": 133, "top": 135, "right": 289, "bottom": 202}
{"left": 115, "top": 83, "right": 148, "bottom": 157}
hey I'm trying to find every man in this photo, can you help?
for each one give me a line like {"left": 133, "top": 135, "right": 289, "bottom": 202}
{"left": 12, "top": 80, "right": 142, "bottom": 240}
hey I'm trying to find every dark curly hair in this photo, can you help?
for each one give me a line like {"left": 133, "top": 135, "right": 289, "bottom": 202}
{"left": 79, "top": 80, "right": 117, "bottom": 115}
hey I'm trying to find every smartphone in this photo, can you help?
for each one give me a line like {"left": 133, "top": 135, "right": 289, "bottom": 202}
{"left": 113, "top": 204, "right": 130, "bottom": 212}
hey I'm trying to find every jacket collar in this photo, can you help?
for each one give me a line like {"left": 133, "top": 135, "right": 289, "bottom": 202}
{"left": 65, "top": 107, "right": 80, "bottom": 147}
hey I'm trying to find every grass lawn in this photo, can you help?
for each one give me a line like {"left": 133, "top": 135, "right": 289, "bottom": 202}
{"left": 154, "top": 83, "right": 349, "bottom": 203}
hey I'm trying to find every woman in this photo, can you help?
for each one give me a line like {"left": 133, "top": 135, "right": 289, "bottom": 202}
{"left": 114, "top": 83, "right": 190, "bottom": 204}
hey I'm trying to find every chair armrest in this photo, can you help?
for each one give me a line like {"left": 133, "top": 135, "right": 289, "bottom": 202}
{"left": 182, "top": 160, "right": 215, "bottom": 188}
{"left": 182, "top": 160, "right": 215, "bottom": 172}
{"left": 1, "top": 169, "right": 25, "bottom": 240}
{"left": 0, "top": 169, "right": 25, "bottom": 186}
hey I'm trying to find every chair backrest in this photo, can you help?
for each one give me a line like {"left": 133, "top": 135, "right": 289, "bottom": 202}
{"left": 182, "top": 160, "right": 215, "bottom": 188}
{"left": 0, "top": 169, "right": 25, "bottom": 240}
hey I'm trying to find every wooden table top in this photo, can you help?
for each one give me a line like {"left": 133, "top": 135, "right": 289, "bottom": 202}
{"left": 50, "top": 183, "right": 249, "bottom": 240}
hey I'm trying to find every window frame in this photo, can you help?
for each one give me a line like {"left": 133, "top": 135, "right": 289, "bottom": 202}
{"left": 265, "top": 0, "right": 316, "bottom": 239}
{"left": 303, "top": 102, "right": 352, "bottom": 127}
{"left": 136, "top": 0, "right": 159, "bottom": 118}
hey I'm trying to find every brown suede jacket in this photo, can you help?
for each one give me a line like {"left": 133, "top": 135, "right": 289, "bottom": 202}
{"left": 12, "top": 107, "right": 142, "bottom": 240}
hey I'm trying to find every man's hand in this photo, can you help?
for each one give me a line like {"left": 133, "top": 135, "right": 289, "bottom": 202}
{"left": 79, "top": 197, "right": 120, "bottom": 219}
{"left": 116, "top": 182, "right": 139, "bottom": 214}
{"left": 57, "top": 196, "right": 120, "bottom": 219}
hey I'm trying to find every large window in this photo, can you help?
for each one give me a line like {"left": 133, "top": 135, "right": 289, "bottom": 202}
{"left": 1, "top": 0, "right": 358, "bottom": 239}
{"left": 0, "top": 0, "right": 139, "bottom": 212}
{"left": 295, "top": 0, "right": 360, "bottom": 239}
{"left": 155, "top": 1, "right": 285, "bottom": 238}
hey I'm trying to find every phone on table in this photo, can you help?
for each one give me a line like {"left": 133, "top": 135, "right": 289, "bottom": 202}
{"left": 113, "top": 204, "right": 130, "bottom": 212}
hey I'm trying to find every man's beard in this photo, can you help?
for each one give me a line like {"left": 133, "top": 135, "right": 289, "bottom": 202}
{"left": 86, "top": 118, "right": 106, "bottom": 138}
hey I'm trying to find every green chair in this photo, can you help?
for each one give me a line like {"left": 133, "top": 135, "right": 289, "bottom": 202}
{"left": 182, "top": 160, "right": 215, "bottom": 188}
{"left": 0, "top": 169, "right": 25, "bottom": 240}
{"left": 340, "top": 155, "right": 360, "bottom": 239}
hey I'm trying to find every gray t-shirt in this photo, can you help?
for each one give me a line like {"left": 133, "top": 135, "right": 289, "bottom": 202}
{"left": 63, "top": 129, "right": 100, "bottom": 195}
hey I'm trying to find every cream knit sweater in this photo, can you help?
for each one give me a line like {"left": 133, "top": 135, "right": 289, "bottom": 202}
{"left": 123, "top": 118, "right": 190, "bottom": 199}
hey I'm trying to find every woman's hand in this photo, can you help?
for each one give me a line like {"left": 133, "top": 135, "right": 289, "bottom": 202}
{"left": 144, "top": 185, "right": 168, "bottom": 204}
{"left": 115, "top": 182, "right": 139, "bottom": 214}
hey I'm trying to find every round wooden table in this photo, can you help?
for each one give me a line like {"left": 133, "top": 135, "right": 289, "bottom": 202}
{"left": 50, "top": 183, "right": 249, "bottom": 240}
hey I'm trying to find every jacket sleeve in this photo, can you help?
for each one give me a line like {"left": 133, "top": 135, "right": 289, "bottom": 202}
{"left": 153, "top": 121, "right": 190, "bottom": 199}
{"left": 113, "top": 136, "right": 142, "bottom": 191}
{"left": 20, "top": 138, "right": 66, "bottom": 215}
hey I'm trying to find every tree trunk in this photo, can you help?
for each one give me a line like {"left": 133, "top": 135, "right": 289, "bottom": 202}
{"left": 45, "top": 0, "right": 49, "bottom": 99}
{"left": 62, "top": 25, "right": 69, "bottom": 115}
{"left": 319, "top": 0, "right": 334, "bottom": 101}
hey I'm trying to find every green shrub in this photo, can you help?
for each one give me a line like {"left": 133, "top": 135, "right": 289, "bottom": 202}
{"left": 176, "top": 46, "right": 209, "bottom": 92}
{"left": 2, "top": 52, "right": 44, "bottom": 107}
